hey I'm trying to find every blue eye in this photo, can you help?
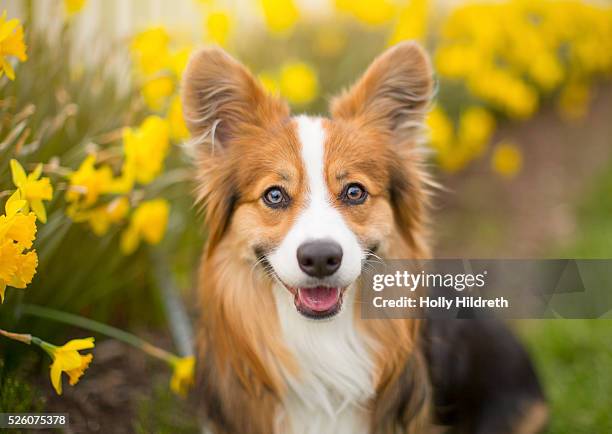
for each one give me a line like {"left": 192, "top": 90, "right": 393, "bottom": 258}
{"left": 341, "top": 183, "right": 368, "bottom": 205}
{"left": 263, "top": 186, "right": 290, "bottom": 209}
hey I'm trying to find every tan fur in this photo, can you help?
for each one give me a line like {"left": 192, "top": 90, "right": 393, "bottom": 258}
{"left": 197, "top": 235, "right": 297, "bottom": 433}
{"left": 513, "top": 401, "right": 549, "bottom": 434}
{"left": 183, "top": 42, "right": 434, "bottom": 434}
{"left": 182, "top": 47, "right": 294, "bottom": 253}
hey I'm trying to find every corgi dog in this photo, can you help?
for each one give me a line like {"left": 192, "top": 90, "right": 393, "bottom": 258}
{"left": 181, "top": 42, "right": 547, "bottom": 434}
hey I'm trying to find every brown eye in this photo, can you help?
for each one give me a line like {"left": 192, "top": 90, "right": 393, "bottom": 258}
{"left": 263, "top": 186, "right": 290, "bottom": 209}
{"left": 341, "top": 183, "right": 368, "bottom": 205}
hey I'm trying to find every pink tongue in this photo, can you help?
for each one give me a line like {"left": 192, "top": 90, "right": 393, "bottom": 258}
{"left": 297, "top": 287, "right": 340, "bottom": 312}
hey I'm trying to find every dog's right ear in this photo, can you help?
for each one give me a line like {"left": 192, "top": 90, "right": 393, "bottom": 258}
{"left": 181, "top": 47, "right": 289, "bottom": 150}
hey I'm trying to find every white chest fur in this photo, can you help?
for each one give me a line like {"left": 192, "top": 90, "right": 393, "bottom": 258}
{"left": 273, "top": 284, "right": 375, "bottom": 434}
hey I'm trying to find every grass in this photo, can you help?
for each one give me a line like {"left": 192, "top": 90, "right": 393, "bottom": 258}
{"left": 517, "top": 162, "right": 612, "bottom": 433}
{"left": 519, "top": 320, "right": 612, "bottom": 434}
{"left": 133, "top": 382, "right": 199, "bottom": 434}
{"left": 555, "top": 162, "right": 612, "bottom": 259}
{"left": 0, "top": 357, "right": 43, "bottom": 434}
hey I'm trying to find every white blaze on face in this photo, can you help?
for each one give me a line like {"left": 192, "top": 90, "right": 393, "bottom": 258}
{"left": 268, "top": 115, "right": 364, "bottom": 289}
{"left": 270, "top": 117, "right": 375, "bottom": 434}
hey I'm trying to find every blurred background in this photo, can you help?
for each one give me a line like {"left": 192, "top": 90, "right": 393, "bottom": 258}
{"left": 0, "top": 0, "right": 611, "bottom": 432}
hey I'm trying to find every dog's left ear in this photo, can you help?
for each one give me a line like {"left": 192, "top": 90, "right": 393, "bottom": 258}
{"left": 331, "top": 41, "right": 433, "bottom": 143}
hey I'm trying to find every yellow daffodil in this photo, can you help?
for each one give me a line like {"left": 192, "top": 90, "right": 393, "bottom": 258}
{"left": 260, "top": 0, "right": 299, "bottom": 34}
{"left": 491, "top": 141, "right": 523, "bottom": 179}
{"left": 429, "top": 0, "right": 612, "bottom": 175}
{"left": 388, "top": 0, "right": 429, "bottom": 45}
{"left": 168, "top": 96, "right": 189, "bottom": 142}
{"left": 1, "top": 247, "right": 37, "bottom": 294}
{"left": 0, "top": 332, "right": 94, "bottom": 395}
{"left": 0, "top": 240, "right": 18, "bottom": 301}
{"left": 205, "top": 10, "right": 233, "bottom": 47}
{"left": 64, "top": 0, "right": 87, "bottom": 16}
{"left": 432, "top": 0, "right": 612, "bottom": 152}
{"left": 0, "top": 206, "right": 36, "bottom": 249}
{"left": 88, "top": 197, "right": 130, "bottom": 236}
{"left": 10, "top": 160, "right": 53, "bottom": 223}
{"left": 120, "top": 199, "right": 169, "bottom": 254}
{"left": 122, "top": 116, "right": 170, "bottom": 185}
{"left": 3, "top": 189, "right": 26, "bottom": 217}
{"left": 141, "top": 75, "right": 175, "bottom": 111}
{"left": 529, "top": 53, "right": 563, "bottom": 91}
{"left": 0, "top": 240, "right": 35, "bottom": 303}
{"left": 0, "top": 238, "right": 38, "bottom": 303}
{"left": 457, "top": 107, "right": 495, "bottom": 156}
{"left": 427, "top": 106, "right": 453, "bottom": 153}
{"left": 335, "top": 0, "right": 395, "bottom": 26}
{"left": 279, "top": 61, "right": 318, "bottom": 106}
{"left": 2, "top": 212, "right": 37, "bottom": 249}
{"left": 66, "top": 155, "right": 114, "bottom": 207}
{"left": 170, "top": 356, "right": 195, "bottom": 397}
{"left": 169, "top": 46, "right": 192, "bottom": 78}
{"left": 427, "top": 106, "right": 496, "bottom": 173}
{"left": 40, "top": 337, "right": 94, "bottom": 395}
{"left": 131, "top": 27, "right": 170, "bottom": 76}
{"left": 68, "top": 196, "right": 130, "bottom": 236}
{"left": 0, "top": 11, "right": 27, "bottom": 80}
{"left": 558, "top": 81, "right": 590, "bottom": 121}
{"left": 0, "top": 191, "right": 38, "bottom": 302}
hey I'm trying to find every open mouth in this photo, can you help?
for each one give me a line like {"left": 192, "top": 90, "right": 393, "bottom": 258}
{"left": 294, "top": 286, "right": 343, "bottom": 319}
{"left": 256, "top": 252, "right": 346, "bottom": 320}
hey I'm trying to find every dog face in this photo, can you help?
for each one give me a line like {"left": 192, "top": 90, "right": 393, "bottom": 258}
{"left": 182, "top": 42, "right": 433, "bottom": 320}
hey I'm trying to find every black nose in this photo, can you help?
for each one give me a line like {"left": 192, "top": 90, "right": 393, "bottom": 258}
{"left": 297, "top": 240, "right": 343, "bottom": 278}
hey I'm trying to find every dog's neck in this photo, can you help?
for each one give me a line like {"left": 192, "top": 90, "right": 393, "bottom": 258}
{"left": 272, "top": 282, "right": 375, "bottom": 434}
{"left": 198, "top": 242, "right": 430, "bottom": 434}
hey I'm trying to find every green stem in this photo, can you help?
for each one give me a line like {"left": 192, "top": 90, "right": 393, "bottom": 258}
{"left": 32, "top": 337, "right": 56, "bottom": 359}
{"left": 0, "top": 330, "right": 52, "bottom": 359}
{"left": 19, "top": 304, "right": 177, "bottom": 365}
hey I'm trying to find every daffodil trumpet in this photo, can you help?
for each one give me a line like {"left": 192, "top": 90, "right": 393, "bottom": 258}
{"left": 18, "top": 304, "right": 195, "bottom": 396}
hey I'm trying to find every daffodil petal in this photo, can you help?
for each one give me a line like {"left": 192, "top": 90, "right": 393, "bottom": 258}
{"left": 10, "top": 159, "right": 27, "bottom": 186}
{"left": 2, "top": 59, "right": 15, "bottom": 81}
{"left": 60, "top": 337, "right": 95, "bottom": 351}
{"left": 30, "top": 163, "right": 43, "bottom": 180}
{"left": 5, "top": 190, "right": 26, "bottom": 217}
{"left": 170, "top": 356, "right": 195, "bottom": 396}
{"left": 30, "top": 199, "right": 47, "bottom": 223}
{"left": 0, "top": 15, "right": 17, "bottom": 40}
{"left": 50, "top": 360, "right": 63, "bottom": 395}
{"left": 55, "top": 351, "right": 83, "bottom": 371}
{"left": 120, "top": 226, "right": 140, "bottom": 255}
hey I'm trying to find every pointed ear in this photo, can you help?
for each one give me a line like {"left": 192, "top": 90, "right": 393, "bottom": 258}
{"left": 330, "top": 41, "right": 434, "bottom": 142}
{"left": 181, "top": 47, "right": 289, "bottom": 149}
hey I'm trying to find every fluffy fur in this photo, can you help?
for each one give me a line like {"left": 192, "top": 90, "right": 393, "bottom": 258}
{"left": 181, "top": 42, "right": 546, "bottom": 434}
